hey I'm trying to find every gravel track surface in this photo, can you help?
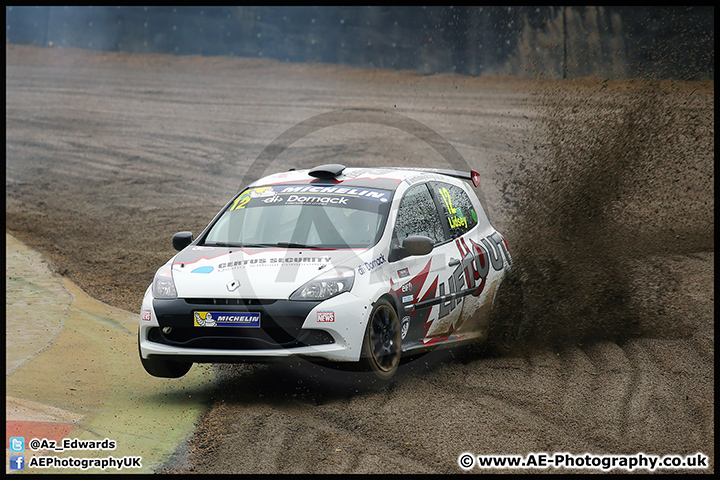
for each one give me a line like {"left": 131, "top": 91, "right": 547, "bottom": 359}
{"left": 6, "top": 44, "right": 713, "bottom": 474}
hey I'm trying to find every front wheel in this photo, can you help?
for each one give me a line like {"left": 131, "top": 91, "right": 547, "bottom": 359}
{"left": 360, "top": 299, "right": 402, "bottom": 380}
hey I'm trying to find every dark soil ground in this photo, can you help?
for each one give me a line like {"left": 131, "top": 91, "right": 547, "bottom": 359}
{"left": 5, "top": 44, "right": 714, "bottom": 473}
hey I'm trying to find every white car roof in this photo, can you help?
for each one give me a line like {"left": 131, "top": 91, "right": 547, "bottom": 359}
{"left": 249, "top": 165, "right": 479, "bottom": 192}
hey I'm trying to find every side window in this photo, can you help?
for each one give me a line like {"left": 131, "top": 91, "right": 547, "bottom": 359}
{"left": 393, "top": 184, "right": 447, "bottom": 245}
{"left": 430, "top": 182, "right": 478, "bottom": 238}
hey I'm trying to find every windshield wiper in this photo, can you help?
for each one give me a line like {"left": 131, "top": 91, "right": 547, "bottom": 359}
{"left": 204, "top": 241, "right": 324, "bottom": 249}
{"left": 275, "top": 242, "right": 323, "bottom": 249}
{"left": 203, "top": 241, "right": 274, "bottom": 248}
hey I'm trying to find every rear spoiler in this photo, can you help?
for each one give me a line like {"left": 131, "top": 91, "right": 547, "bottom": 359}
{"left": 305, "top": 164, "right": 481, "bottom": 188}
{"left": 392, "top": 167, "right": 481, "bottom": 188}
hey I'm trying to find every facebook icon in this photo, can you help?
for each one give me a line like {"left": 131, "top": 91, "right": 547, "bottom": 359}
{"left": 10, "top": 455, "right": 25, "bottom": 470}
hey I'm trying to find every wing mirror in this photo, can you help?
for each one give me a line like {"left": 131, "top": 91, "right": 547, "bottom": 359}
{"left": 172, "top": 231, "right": 193, "bottom": 251}
{"left": 402, "top": 235, "right": 434, "bottom": 256}
{"left": 390, "top": 235, "right": 434, "bottom": 261}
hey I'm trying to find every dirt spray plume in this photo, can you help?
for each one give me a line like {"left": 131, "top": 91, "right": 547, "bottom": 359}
{"left": 502, "top": 79, "right": 714, "bottom": 348}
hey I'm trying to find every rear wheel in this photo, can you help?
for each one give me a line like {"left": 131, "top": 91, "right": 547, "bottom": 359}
{"left": 491, "top": 320, "right": 522, "bottom": 354}
{"left": 488, "top": 272, "right": 525, "bottom": 355}
{"left": 138, "top": 334, "right": 192, "bottom": 378}
{"left": 360, "top": 299, "right": 401, "bottom": 380}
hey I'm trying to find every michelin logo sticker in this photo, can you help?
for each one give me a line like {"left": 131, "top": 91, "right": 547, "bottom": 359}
{"left": 194, "top": 311, "right": 260, "bottom": 327}
{"left": 194, "top": 312, "right": 217, "bottom": 327}
{"left": 278, "top": 185, "right": 390, "bottom": 202}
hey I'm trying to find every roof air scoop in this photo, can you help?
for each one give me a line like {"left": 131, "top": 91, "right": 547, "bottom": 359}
{"left": 308, "top": 164, "right": 346, "bottom": 179}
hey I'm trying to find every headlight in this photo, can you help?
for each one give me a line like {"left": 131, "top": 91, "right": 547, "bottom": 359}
{"left": 290, "top": 267, "right": 355, "bottom": 301}
{"left": 152, "top": 262, "right": 177, "bottom": 299}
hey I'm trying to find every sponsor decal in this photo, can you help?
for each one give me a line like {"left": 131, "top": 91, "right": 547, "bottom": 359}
{"left": 397, "top": 267, "right": 410, "bottom": 278}
{"left": 317, "top": 311, "right": 335, "bottom": 323}
{"left": 273, "top": 256, "right": 332, "bottom": 263}
{"left": 191, "top": 246, "right": 214, "bottom": 251}
{"left": 217, "top": 256, "right": 332, "bottom": 271}
{"left": 402, "top": 294, "right": 414, "bottom": 303}
{"left": 357, "top": 253, "right": 386, "bottom": 275}
{"left": 191, "top": 266, "right": 214, "bottom": 274}
{"left": 395, "top": 232, "right": 512, "bottom": 342}
{"left": 401, "top": 281, "right": 413, "bottom": 293}
{"left": 194, "top": 311, "right": 260, "bottom": 327}
{"left": 263, "top": 195, "right": 283, "bottom": 204}
{"left": 286, "top": 195, "right": 348, "bottom": 205}
{"left": 194, "top": 311, "right": 216, "bottom": 326}
{"left": 401, "top": 316, "right": 410, "bottom": 339}
{"left": 278, "top": 185, "right": 390, "bottom": 202}
{"left": 480, "top": 233, "right": 507, "bottom": 271}
{"left": 141, "top": 310, "right": 151, "bottom": 322}
{"left": 219, "top": 259, "right": 267, "bottom": 269}
{"left": 436, "top": 233, "right": 510, "bottom": 319}
{"left": 231, "top": 185, "right": 392, "bottom": 210}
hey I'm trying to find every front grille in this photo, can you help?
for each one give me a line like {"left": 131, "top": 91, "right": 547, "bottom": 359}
{"left": 184, "top": 298, "right": 277, "bottom": 306}
{"left": 150, "top": 297, "right": 328, "bottom": 350}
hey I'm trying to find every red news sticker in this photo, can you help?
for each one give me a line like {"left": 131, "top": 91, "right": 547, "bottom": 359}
{"left": 317, "top": 311, "right": 335, "bottom": 323}
{"left": 142, "top": 310, "right": 152, "bottom": 322}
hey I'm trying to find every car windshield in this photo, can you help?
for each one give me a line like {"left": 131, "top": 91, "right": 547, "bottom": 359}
{"left": 203, "top": 184, "right": 393, "bottom": 249}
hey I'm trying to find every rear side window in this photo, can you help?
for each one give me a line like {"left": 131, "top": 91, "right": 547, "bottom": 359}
{"left": 393, "top": 184, "right": 447, "bottom": 245}
{"left": 430, "top": 182, "right": 478, "bottom": 237}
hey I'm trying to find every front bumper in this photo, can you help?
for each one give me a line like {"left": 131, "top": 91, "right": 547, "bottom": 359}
{"left": 139, "top": 291, "right": 370, "bottom": 363}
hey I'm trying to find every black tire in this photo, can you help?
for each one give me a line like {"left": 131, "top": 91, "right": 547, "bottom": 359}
{"left": 138, "top": 334, "right": 192, "bottom": 378}
{"left": 491, "top": 320, "right": 521, "bottom": 354}
{"left": 360, "top": 299, "right": 402, "bottom": 380}
{"left": 488, "top": 271, "right": 524, "bottom": 355}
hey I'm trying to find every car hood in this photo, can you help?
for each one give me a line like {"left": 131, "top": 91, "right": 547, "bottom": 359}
{"left": 170, "top": 247, "right": 366, "bottom": 299}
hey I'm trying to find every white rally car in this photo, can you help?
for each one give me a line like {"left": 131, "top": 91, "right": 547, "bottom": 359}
{"left": 139, "top": 164, "right": 516, "bottom": 379}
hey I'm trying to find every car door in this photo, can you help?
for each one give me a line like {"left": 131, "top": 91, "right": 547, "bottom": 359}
{"left": 388, "top": 182, "right": 461, "bottom": 350}
{"left": 427, "top": 180, "right": 510, "bottom": 338}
